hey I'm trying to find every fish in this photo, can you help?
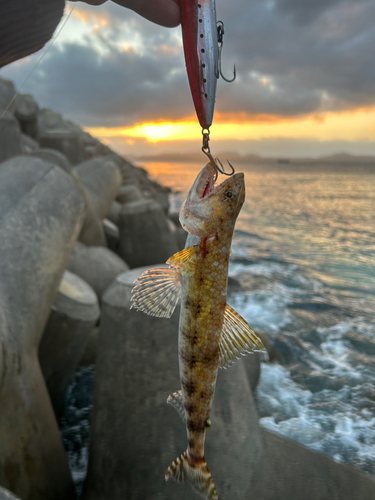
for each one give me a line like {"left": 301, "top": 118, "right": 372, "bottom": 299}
{"left": 130, "top": 162, "right": 265, "bottom": 500}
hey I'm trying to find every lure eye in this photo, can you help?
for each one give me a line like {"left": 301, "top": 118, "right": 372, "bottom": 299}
{"left": 226, "top": 191, "right": 233, "bottom": 198}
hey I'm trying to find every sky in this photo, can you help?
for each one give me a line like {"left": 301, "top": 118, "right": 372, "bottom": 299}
{"left": 1, "top": 0, "right": 375, "bottom": 158}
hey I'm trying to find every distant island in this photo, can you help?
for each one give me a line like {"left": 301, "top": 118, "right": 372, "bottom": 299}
{"left": 132, "top": 151, "right": 375, "bottom": 166}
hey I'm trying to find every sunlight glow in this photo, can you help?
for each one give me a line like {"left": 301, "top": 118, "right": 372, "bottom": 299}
{"left": 87, "top": 107, "right": 375, "bottom": 144}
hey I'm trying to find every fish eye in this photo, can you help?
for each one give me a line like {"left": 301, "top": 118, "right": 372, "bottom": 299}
{"left": 226, "top": 191, "right": 233, "bottom": 198}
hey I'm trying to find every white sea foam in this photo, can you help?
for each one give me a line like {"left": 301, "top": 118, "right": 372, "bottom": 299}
{"left": 228, "top": 285, "right": 292, "bottom": 332}
{"left": 256, "top": 360, "right": 375, "bottom": 469}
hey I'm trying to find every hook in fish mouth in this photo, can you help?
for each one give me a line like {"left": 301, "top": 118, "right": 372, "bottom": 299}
{"left": 189, "top": 162, "right": 242, "bottom": 204}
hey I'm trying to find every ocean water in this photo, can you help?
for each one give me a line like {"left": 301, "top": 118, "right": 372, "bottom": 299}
{"left": 61, "top": 160, "right": 375, "bottom": 491}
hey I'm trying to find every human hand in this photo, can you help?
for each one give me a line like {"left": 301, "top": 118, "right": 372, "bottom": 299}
{"left": 75, "top": 0, "right": 181, "bottom": 27}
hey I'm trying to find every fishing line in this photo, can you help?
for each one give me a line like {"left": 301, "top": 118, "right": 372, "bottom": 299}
{"left": 0, "top": 2, "right": 76, "bottom": 119}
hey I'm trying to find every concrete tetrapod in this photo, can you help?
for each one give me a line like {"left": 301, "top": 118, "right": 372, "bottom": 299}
{"left": 106, "top": 200, "right": 121, "bottom": 226}
{"left": 103, "top": 218, "right": 120, "bottom": 252}
{"left": 39, "top": 270, "right": 100, "bottom": 418}
{"left": 0, "top": 112, "right": 22, "bottom": 163}
{"left": 0, "top": 156, "right": 86, "bottom": 500}
{"left": 28, "top": 148, "right": 108, "bottom": 247}
{"left": 75, "top": 157, "right": 122, "bottom": 222}
{"left": 82, "top": 267, "right": 263, "bottom": 500}
{"left": 118, "top": 200, "right": 179, "bottom": 268}
{"left": 116, "top": 184, "right": 144, "bottom": 204}
{"left": 67, "top": 242, "right": 128, "bottom": 300}
{"left": 14, "top": 94, "right": 39, "bottom": 139}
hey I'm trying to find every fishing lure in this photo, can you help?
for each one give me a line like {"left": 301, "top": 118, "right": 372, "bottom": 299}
{"left": 180, "top": 0, "right": 236, "bottom": 170}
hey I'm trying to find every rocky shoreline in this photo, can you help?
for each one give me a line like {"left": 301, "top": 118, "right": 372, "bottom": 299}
{"left": 0, "top": 77, "right": 374, "bottom": 500}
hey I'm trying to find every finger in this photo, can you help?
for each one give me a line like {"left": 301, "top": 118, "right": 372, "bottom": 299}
{"left": 70, "top": 0, "right": 108, "bottom": 5}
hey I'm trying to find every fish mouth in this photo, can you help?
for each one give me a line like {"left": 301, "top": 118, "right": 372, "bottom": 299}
{"left": 189, "top": 162, "right": 243, "bottom": 202}
{"left": 190, "top": 162, "right": 216, "bottom": 201}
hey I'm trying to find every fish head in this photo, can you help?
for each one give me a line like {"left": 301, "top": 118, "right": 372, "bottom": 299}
{"left": 180, "top": 162, "right": 245, "bottom": 238}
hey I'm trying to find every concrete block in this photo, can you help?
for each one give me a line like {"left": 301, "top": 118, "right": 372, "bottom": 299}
{"left": 28, "top": 149, "right": 108, "bottom": 247}
{"left": 0, "top": 112, "right": 22, "bottom": 163}
{"left": 0, "top": 155, "right": 85, "bottom": 500}
{"left": 28, "top": 148, "right": 73, "bottom": 174}
{"left": 250, "top": 429, "right": 375, "bottom": 500}
{"left": 75, "top": 157, "right": 122, "bottom": 222}
{"left": 39, "top": 270, "right": 100, "bottom": 418}
{"left": 37, "top": 107, "right": 64, "bottom": 136}
{"left": 118, "top": 200, "right": 179, "bottom": 268}
{"left": 67, "top": 242, "right": 128, "bottom": 300}
{"left": 116, "top": 184, "right": 144, "bottom": 204}
{"left": 103, "top": 218, "right": 120, "bottom": 252}
{"left": 0, "top": 77, "right": 17, "bottom": 113}
{"left": 39, "top": 128, "right": 82, "bottom": 164}
{"left": 20, "top": 133, "right": 39, "bottom": 154}
{"left": 82, "top": 267, "right": 263, "bottom": 500}
{"left": 107, "top": 200, "right": 121, "bottom": 226}
{"left": 14, "top": 94, "right": 39, "bottom": 138}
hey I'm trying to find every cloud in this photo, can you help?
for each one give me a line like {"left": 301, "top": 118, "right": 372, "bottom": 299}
{"left": 274, "top": 0, "right": 345, "bottom": 25}
{"left": 0, "top": 0, "right": 375, "bottom": 131}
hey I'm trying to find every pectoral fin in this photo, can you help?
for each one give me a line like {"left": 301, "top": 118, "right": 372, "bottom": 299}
{"left": 130, "top": 267, "right": 181, "bottom": 318}
{"left": 219, "top": 304, "right": 266, "bottom": 369}
{"left": 167, "top": 245, "right": 197, "bottom": 274}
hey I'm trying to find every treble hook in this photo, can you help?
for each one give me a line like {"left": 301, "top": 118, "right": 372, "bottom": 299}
{"left": 201, "top": 129, "right": 235, "bottom": 181}
{"left": 217, "top": 21, "right": 236, "bottom": 83}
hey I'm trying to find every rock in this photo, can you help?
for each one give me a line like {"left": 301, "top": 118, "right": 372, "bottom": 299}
{"left": 39, "top": 128, "right": 82, "bottom": 164}
{"left": 118, "top": 200, "right": 179, "bottom": 268}
{"left": 116, "top": 184, "right": 144, "bottom": 204}
{"left": 75, "top": 156, "right": 122, "bottom": 221}
{"left": 82, "top": 267, "right": 263, "bottom": 500}
{"left": 20, "top": 133, "right": 39, "bottom": 153}
{"left": 106, "top": 200, "right": 122, "bottom": 226}
{"left": 250, "top": 428, "right": 375, "bottom": 500}
{"left": 28, "top": 148, "right": 73, "bottom": 173}
{"left": 103, "top": 218, "right": 120, "bottom": 252}
{"left": 0, "top": 155, "right": 85, "bottom": 499}
{"left": 0, "top": 77, "right": 17, "bottom": 113}
{"left": 0, "top": 1, "right": 64, "bottom": 68}
{"left": 39, "top": 270, "right": 100, "bottom": 418}
{"left": 14, "top": 94, "right": 39, "bottom": 138}
{"left": 0, "top": 486, "right": 21, "bottom": 500}
{"left": 67, "top": 242, "right": 128, "bottom": 300}
{"left": 0, "top": 112, "right": 22, "bottom": 163}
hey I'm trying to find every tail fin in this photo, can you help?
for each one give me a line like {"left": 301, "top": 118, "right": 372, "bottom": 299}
{"left": 165, "top": 451, "right": 218, "bottom": 500}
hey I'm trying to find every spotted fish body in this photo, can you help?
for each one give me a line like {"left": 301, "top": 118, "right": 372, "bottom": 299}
{"left": 131, "top": 163, "right": 265, "bottom": 500}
